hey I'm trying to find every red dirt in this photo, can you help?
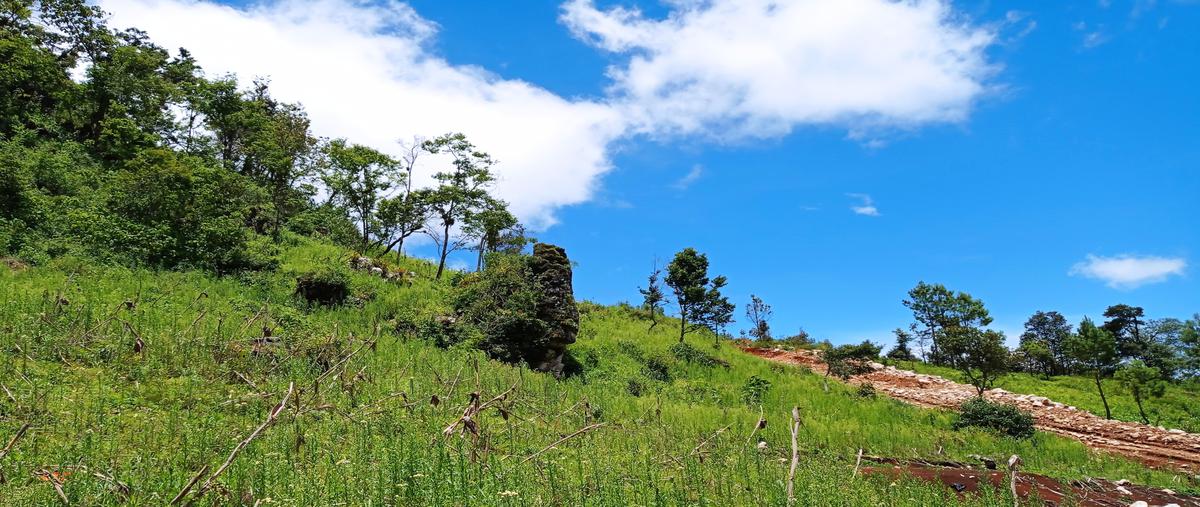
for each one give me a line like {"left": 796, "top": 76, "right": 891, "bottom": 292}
{"left": 745, "top": 347, "right": 1200, "bottom": 474}
{"left": 861, "top": 460, "right": 1200, "bottom": 506}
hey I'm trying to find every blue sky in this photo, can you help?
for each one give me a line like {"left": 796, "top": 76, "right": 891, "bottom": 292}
{"left": 100, "top": 0, "right": 1198, "bottom": 346}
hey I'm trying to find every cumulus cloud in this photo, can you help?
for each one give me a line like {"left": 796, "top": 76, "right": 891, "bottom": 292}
{"left": 846, "top": 193, "right": 880, "bottom": 216}
{"left": 99, "top": 0, "right": 626, "bottom": 229}
{"left": 562, "top": 0, "right": 998, "bottom": 139}
{"left": 1069, "top": 254, "right": 1187, "bottom": 289}
{"left": 98, "top": 0, "right": 1000, "bottom": 228}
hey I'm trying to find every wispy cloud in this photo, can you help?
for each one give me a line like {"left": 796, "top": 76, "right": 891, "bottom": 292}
{"left": 1073, "top": 21, "right": 1109, "bottom": 49}
{"left": 846, "top": 193, "right": 880, "bottom": 217}
{"left": 672, "top": 165, "right": 704, "bottom": 190}
{"left": 1069, "top": 254, "right": 1187, "bottom": 289}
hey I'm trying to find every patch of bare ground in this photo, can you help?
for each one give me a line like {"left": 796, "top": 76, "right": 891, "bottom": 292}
{"left": 744, "top": 347, "right": 1200, "bottom": 474}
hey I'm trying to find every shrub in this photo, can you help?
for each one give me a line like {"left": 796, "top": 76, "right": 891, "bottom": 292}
{"left": 452, "top": 253, "right": 547, "bottom": 365}
{"left": 856, "top": 383, "right": 877, "bottom": 399}
{"left": 642, "top": 356, "right": 672, "bottom": 382}
{"left": 295, "top": 267, "right": 350, "bottom": 306}
{"left": 953, "top": 398, "right": 1035, "bottom": 439}
{"left": 740, "top": 375, "right": 772, "bottom": 405}
{"left": 669, "top": 341, "right": 727, "bottom": 368}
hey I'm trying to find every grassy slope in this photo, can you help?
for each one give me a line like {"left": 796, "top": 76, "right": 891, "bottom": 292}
{"left": 896, "top": 361, "right": 1200, "bottom": 433}
{"left": 0, "top": 237, "right": 1195, "bottom": 505}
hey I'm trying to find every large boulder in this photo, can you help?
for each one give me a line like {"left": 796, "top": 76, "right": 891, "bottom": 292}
{"left": 528, "top": 243, "right": 579, "bottom": 377}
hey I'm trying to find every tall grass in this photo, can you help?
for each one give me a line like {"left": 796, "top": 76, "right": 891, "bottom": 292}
{"left": 0, "top": 237, "right": 1194, "bottom": 505}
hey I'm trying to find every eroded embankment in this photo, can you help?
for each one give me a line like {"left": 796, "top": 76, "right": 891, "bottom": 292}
{"left": 744, "top": 347, "right": 1200, "bottom": 473}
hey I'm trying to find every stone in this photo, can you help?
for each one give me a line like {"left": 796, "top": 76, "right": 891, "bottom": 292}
{"left": 527, "top": 243, "right": 580, "bottom": 377}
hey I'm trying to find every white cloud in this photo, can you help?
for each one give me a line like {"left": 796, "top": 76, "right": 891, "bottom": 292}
{"left": 562, "top": 0, "right": 998, "bottom": 139}
{"left": 846, "top": 193, "right": 880, "bottom": 216}
{"left": 1069, "top": 254, "right": 1187, "bottom": 289}
{"left": 99, "top": 0, "right": 627, "bottom": 230}
{"left": 97, "top": 0, "right": 1000, "bottom": 229}
{"left": 672, "top": 164, "right": 704, "bottom": 190}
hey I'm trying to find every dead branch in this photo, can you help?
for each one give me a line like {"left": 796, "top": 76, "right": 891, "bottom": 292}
{"left": 853, "top": 448, "right": 863, "bottom": 477}
{"left": 787, "top": 406, "right": 801, "bottom": 505}
{"left": 519, "top": 423, "right": 606, "bottom": 464}
{"left": 174, "top": 382, "right": 293, "bottom": 505}
{"left": 170, "top": 465, "right": 209, "bottom": 505}
{"left": 35, "top": 469, "right": 70, "bottom": 505}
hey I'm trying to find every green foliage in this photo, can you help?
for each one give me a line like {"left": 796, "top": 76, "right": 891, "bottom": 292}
{"left": 665, "top": 247, "right": 732, "bottom": 342}
{"left": 669, "top": 341, "right": 726, "bottom": 368}
{"left": 740, "top": 375, "right": 772, "bottom": 404}
{"left": 1066, "top": 318, "right": 1121, "bottom": 419}
{"left": 1115, "top": 360, "right": 1167, "bottom": 424}
{"left": 903, "top": 281, "right": 993, "bottom": 365}
{"left": 886, "top": 328, "right": 917, "bottom": 361}
{"left": 822, "top": 341, "right": 881, "bottom": 381}
{"left": 1019, "top": 311, "right": 1074, "bottom": 376}
{"left": 940, "top": 328, "right": 1010, "bottom": 396}
{"left": 294, "top": 265, "right": 350, "bottom": 306}
{"left": 954, "top": 398, "right": 1036, "bottom": 439}
{"left": 642, "top": 355, "right": 673, "bottom": 382}
{"left": 452, "top": 253, "right": 545, "bottom": 364}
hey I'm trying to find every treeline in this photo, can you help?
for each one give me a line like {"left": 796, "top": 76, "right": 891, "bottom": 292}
{"left": 889, "top": 282, "right": 1199, "bottom": 421}
{"left": 1, "top": 1, "right": 525, "bottom": 274}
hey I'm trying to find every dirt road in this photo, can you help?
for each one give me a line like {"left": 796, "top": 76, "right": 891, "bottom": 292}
{"left": 744, "top": 347, "right": 1200, "bottom": 473}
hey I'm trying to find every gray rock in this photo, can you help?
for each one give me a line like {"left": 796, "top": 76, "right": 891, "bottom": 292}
{"left": 528, "top": 243, "right": 580, "bottom": 377}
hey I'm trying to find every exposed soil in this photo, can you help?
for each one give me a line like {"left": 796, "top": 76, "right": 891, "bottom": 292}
{"left": 744, "top": 347, "right": 1200, "bottom": 474}
{"left": 861, "top": 458, "right": 1200, "bottom": 506}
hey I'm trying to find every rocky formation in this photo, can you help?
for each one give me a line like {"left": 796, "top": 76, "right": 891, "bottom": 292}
{"left": 528, "top": 243, "right": 580, "bottom": 377}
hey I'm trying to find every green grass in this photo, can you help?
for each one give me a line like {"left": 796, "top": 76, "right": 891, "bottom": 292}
{"left": 1, "top": 236, "right": 1196, "bottom": 505}
{"left": 896, "top": 361, "right": 1200, "bottom": 432}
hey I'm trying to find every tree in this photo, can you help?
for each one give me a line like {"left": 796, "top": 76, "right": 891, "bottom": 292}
{"left": 1102, "top": 304, "right": 1147, "bottom": 360}
{"left": 699, "top": 277, "right": 735, "bottom": 345}
{"left": 886, "top": 328, "right": 917, "bottom": 361}
{"left": 940, "top": 327, "right": 1009, "bottom": 397}
{"left": 420, "top": 133, "right": 495, "bottom": 279}
{"left": 1139, "top": 318, "right": 1186, "bottom": 380}
{"left": 1019, "top": 311, "right": 1073, "bottom": 375}
{"left": 1114, "top": 360, "right": 1167, "bottom": 424}
{"left": 464, "top": 197, "right": 520, "bottom": 271}
{"left": 664, "top": 248, "right": 730, "bottom": 343}
{"left": 638, "top": 265, "right": 665, "bottom": 330}
{"left": 1066, "top": 318, "right": 1121, "bottom": 419}
{"left": 903, "top": 282, "right": 992, "bottom": 364}
{"left": 745, "top": 294, "right": 773, "bottom": 344}
{"left": 374, "top": 188, "right": 430, "bottom": 255}
{"left": 320, "top": 139, "right": 399, "bottom": 251}
{"left": 1182, "top": 315, "right": 1200, "bottom": 378}
{"left": 1014, "top": 340, "right": 1055, "bottom": 379}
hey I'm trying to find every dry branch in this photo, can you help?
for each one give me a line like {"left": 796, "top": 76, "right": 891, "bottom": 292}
{"left": 519, "top": 423, "right": 606, "bottom": 464}
{"left": 173, "top": 382, "right": 294, "bottom": 505}
{"left": 787, "top": 406, "right": 801, "bottom": 505}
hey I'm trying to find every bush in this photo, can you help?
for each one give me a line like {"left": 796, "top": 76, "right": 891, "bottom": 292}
{"left": 953, "top": 398, "right": 1035, "bottom": 439}
{"left": 294, "top": 267, "right": 350, "bottom": 306}
{"left": 740, "top": 375, "right": 772, "bottom": 405}
{"left": 642, "top": 356, "right": 672, "bottom": 382}
{"left": 669, "top": 341, "right": 727, "bottom": 368}
{"left": 452, "top": 253, "right": 547, "bottom": 365}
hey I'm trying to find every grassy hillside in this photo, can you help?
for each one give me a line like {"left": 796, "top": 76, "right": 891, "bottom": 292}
{"left": 1, "top": 237, "right": 1195, "bottom": 505}
{"left": 898, "top": 361, "right": 1200, "bottom": 432}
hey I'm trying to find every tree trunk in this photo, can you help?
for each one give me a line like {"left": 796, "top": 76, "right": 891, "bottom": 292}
{"left": 1135, "top": 395, "right": 1149, "bottom": 424}
{"left": 679, "top": 311, "right": 687, "bottom": 343}
{"left": 360, "top": 207, "right": 370, "bottom": 253}
{"left": 1095, "top": 374, "right": 1112, "bottom": 420}
{"left": 434, "top": 222, "right": 451, "bottom": 279}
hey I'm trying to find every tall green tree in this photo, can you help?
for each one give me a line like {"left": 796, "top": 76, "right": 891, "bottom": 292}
{"left": 664, "top": 248, "right": 729, "bottom": 343}
{"left": 1066, "top": 318, "right": 1121, "bottom": 420}
{"left": 1182, "top": 315, "right": 1200, "bottom": 378}
{"left": 320, "top": 139, "right": 399, "bottom": 251}
{"left": 886, "top": 328, "right": 917, "bottom": 361}
{"left": 374, "top": 188, "right": 430, "bottom": 255}
{"left": 1019, "top": 310, "right": 1074, "bottom": 375}
{"left": 941, "top": 327, "right": 1010, "bottom": 396}
{"left": 638, "top": 265, "right": 665, "bottom": 330}
{"left": 1102, "top": 304, "right": 1147, "bottom": 360}
{"left": 903, "top": 282, "right": 992, "bottom": 364}
{"left": 1114, "top": 360, "right": 1167, "bottom": 424}
{"left": 464, "top": 197, "right": 521, "bottom": 270}
{"left": 420, "top": 133, "right": 495, "bottom": 279}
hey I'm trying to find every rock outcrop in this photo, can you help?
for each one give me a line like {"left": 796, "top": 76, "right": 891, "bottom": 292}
{"left": 528, "top": 243, "right": 579, "bottom": 377}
